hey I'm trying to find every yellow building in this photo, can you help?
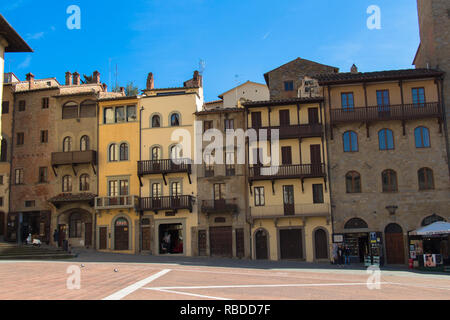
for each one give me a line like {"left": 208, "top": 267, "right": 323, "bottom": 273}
{"left": 137, "top": 72, "right": 203, "bottom": 256}
{"left": 244, "top": 97, "right": 332, "bottom": 262}
{"left": 96, "top": 96, "right": 140, "bottom": 253}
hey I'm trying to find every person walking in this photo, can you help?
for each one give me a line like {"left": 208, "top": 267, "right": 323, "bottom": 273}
{"left": 337, "top": 245, "right": 344, "bottom": 266}
{"left": 344, "top": 245, "right": 350, "bottom": 265}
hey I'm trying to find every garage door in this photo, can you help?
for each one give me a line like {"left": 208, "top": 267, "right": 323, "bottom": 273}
{"left": 210, "top": 226, "right": 232, "bottom": 257}
{"left": 280, "top": 229, "right": 303, "bottom": 260}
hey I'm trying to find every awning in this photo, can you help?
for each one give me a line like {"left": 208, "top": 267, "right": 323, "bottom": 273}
{"left": 409, "top": 221, "right": 450, "bottom": 236}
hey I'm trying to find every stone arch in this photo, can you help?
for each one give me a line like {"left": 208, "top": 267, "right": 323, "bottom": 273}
{"left": 111, "top": 214, "right": 132, "bottom": 251}
{"left": 344, "top": 217, "right": 368, "bottom": 230}
{"left": 312, "top": 226, "right": 329, "bottom": 261}
{"left": 253, "top": 228, "right": 269, "bottom": 260}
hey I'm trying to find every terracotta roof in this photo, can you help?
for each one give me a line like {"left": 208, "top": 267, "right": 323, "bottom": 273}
{"left": 205, "top": 99, "right": 223, "bottom": 105}
{"left": 48, "top": 193, "right": 97, "bottom": 203}
{"left": 0, "top": 14, "right": 32, "bottom": 52}
{"left": 195, "top": 107, "right": 243, "bottom": 115}
{"left": 314, "top": 68, "right": 444, "bottom": 85}
{"left": 243, "top": 97, "right": 323, "bottom": 108}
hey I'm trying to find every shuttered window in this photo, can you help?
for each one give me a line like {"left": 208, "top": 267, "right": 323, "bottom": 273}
{"left": 62, "top": 102, "right": 78, "bottom": 119}
{"left": 80, "top": 100, "right": 96, "bottom": 118}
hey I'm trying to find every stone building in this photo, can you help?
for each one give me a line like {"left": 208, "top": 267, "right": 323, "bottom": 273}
{"left": 315, "top": 68, "right": 450, "bottom": 265}
{"left": 414, "top": 0, "right": 450, "bottom": 175}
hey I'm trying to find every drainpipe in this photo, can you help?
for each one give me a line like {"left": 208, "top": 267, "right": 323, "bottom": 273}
{"left": 138, "top": 105, "right": 144, "bottom": 254}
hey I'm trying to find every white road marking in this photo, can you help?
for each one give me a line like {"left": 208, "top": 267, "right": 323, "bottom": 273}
{"left": 144, "top": 282, "right": 391, "bottom": 290}
{"left": 389, "top": 282, "right": 450, "bottom": 291}
{"left": 151, "top": 288, "right": 231, "bottom": 300}
{"left": 103, "top": 269, "right": 171, "bottom": 300}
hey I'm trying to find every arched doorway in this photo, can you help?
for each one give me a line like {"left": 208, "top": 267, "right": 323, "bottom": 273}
{"left": 255, "top": 229, "right": 268, "bottom": 260}
{"left": 57, "top": 209, "right": 93, "bottom": 248}
{"left": 314, "top": 228, "right": 329, "bottom": 260}
{"left": 385, "top": 223, "right": 405, "bottom": 265}
{"left": 114, "top": 218, "right": 129, "bottom": 251}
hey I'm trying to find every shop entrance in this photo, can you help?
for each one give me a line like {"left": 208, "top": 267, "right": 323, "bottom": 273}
{"left": 314, "top": 228, "right": 329, "bottom": 260}
{"left": 114, "top": 218, "right": 129, "bottom": 251}
{"left": 255, "top": 229, "right": 268, "bottom": 260}
{"left": 21, "top": 212, "right": 41, "bottom": 242}
{"left": 280, "top": 229, "right": 303, "bottom": 260}
{"left": 209, "top": 226, "right": 232, "bottom": 257}
{"left": 344, "top": 233, "right": 369, "bottom": 263}
{"left": 385, "top": 223, "right": 405, "bottom": 264}
{"left": 159, "top": 223, "right": 183, "bottom": 254}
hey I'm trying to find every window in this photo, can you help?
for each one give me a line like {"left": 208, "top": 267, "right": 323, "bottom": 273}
{"left": 343, "top": 131, "right": 358, "bottom": 152}
{"left": 15, "top": 169, "right": 23, "bottom": 185}
{"left": 382, "top": 169, "right": 398, "bottom": 192}
{"left": 120, "top": 143, "right": 129, "bottom": 161}
{"left": 115, "top": 106, "right": 125, "bottom": 122}
{"left": 80, "top": 174, "right": 90, "bottom": 191}
{"left": 0, "top": 175, "right": 3, "bottom": 185}
{"left": 414, "top": 126, "right": 430, "bottom": 148}
{"left": 412, "top": 88, "right": 426, "bottom": 106}
{"left": 281, "top": 146, "right": 292, "bottom": 165}
{"left": 376, "top": 90, "right": 390, "bottom": 106}
{"left": 127, "top": 105, "right": 137, "bottom": 122}
{"left": 205, "top": 154, "right": 214, "bottom": 177}
{"left": 170, "top": 145, "right": 182, "bottom": 160}
{"left": 80, "top": 100, "right": 96, "bottom": 118}
{"left": 38, "top": 167, "right": 48, "bottom": 183}
{"left": 62, "top": 102, "right": 78, "bottom": 119}
{"left": 226, "top": 151, "right": 235, "bottom": 176}
{"left": 346, "top": 171, "right": 361, "bottom": 193}
{"left": 42, "top": 97, "right": 49, "bottom": 109}
{"left": 2, "top": 101, "right": 9, "bottom": 114}
{"left": 284, "top": 80, "right": 294, "bottom": 91}
{"left": 214, "top": 183, "right": 225, "bottom": 200}
{"left": 152, "top": 115, "right": 161, "bottom": 128}
{"left": 171, "top": 181, "right": 181, "bottom": 196}
{"left": 80, "top": 136, "right": 90, "bottom": 151}
{"left": 204, "top": 120, "right": 213, "bottom": 132}
{"left": 151, "top": 146, "right": 161, "bottom": 160}
{"left": 25, "top": 200, "right": 35, "bottom": 208}
{"left": 418, "top": 168, "right": 434, "bottom": 190}
{"left": 108, "top": 180, "right": 118, "bottom": 196}
{"left": 18, "top": 100, "right": 26, "bottom": 112}
{"left": 17, "top": 133, "right": 24, "bottom": 145}
{"left": 225, "top": 119, "right": 234, "bottom": 130}
{"left": 152, "top": 183, "right": 162, "bottom": 197}
{"left": 40, "top": 130, "right": 48, "bottom": 143}
{"left": 104, "top": 107, "right": 114, "bottom": 124}
{"left": 109, "top": 144, "right": 118, "bottom": 161}
{"left": 0, "top": 197, "right": 3, "bottom": 207}
{"left": 170, "top": 113, "right": 180, "bottom": 126}
{"left": 120, "top": 180, "right": 129, "bottom": 195}
{"left": 69, "top": 213, "right": 82, "bottom": 238}
{"left": 63, "top": 137, "right": 72, "bottom": 152}
{"left": 0, "top": 140, "right": 6, "bottom": 162}
{"left": 254, "top": 187, "right": 265, "bottom": 206}
{"left": 341, "top": 93, "right": 354, "bottom": 110}
{"left": 313, "top": 184, "right": 324, "bottom": 203}
{"left": 378, "top": 129, "right": 394, "bottom": 150}
{"left": 62, "top": 175, "right": 72, "bottom": 192}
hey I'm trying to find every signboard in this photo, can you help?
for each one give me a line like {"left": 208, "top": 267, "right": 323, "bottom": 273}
{"left": 370, "top": 232, "right": 377, "bottom": 244}
{"left": 333, "top": 234, "right": 344, "bottom": 243}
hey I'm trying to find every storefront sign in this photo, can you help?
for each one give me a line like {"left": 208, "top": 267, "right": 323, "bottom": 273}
{"left": 333, "top": 234, "right": 344, "bottom": 243}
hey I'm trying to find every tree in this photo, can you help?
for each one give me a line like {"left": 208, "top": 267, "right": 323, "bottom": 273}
{"left": 125, "top": 81, "right": 139, "bottom": 96}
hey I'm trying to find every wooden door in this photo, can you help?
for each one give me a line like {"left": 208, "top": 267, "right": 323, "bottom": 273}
{"left": 385, "top": 224, "right": 405, "bottom": 264}
{"left": 114, "top": 219, "right": 129, "bottom": 251}
{"left": 279, "top": 110, "right": 290, "bottom": 126}
{"left": 283, "top": 185, "right": 295, "bottom": 215}
{"left": 314, "top": 229, "right": 328, "bottom": 259}
{"left": 58, "top": 224, "right": 66, "bottom": 248}
{"left": 308, "top": 108, "right": 319, "bottom": 124}
{"left": 310, "top": 144, "right": 321, "bottom": 174}
{"left": 142, "top": 227, "right": 151, "bottom": 251}
{"left": 0, "top": 212, "right": 4, "bottom": 236}
{"left": 255, "top": 229, "right": 268, "bottom": 260}
{"left": 198, "top": 230, "right": 207, "bottom": 256}
{"left": 99, "top": 227, "right": 107, "bottom": 250}
{"left": 252, "top": 148, "right": 262, "bottom": 176}
{"left": 236, "top": 228, "right": 245, "bottom": 258}
{"left": 280, "top": 229, "right": 303, "bottom": 260}
{"left": 281, "top": 146, "right": 292, "bottom": 165}
{"left": 251, "top": 112, "right": 262, "bottom": 128}
{"left": 84, "top": 222, "right": 92, "bottom": 247}
{"left": 6, "top": 213, "right": 18, "bottom": 241}
{"left": 209, "top": 227, "right": 232, "bottom": 257}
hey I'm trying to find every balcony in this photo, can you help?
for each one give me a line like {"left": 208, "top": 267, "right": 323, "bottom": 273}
{"left": 201, "top": 199, "right": 239, "bottom": 215}
{"left": 330, "top": 102, "right": 441, "bottom": 123}
{"left": 95, "top": 195, "right": 139, "bottom": 210}
{"left": 51, "top": 150, "right": 97, "bottom": 166}
{"left": 250, "top": 203, "right": 330, "bottom": 221}
{"left": 138, "top": 159, "right": 191, "bottom": 176}
{"left": 249, "top": 163, "right": 326, "bottom": 181}
{"left": 253, "top": 123, "right": 323, "bottom": 140}
{"left": 140, "top": 195, "right": 193, "bottom": 213}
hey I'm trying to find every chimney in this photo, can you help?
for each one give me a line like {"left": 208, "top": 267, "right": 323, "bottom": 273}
{"left": 26, "top": 72, "right": 35, "bottom": 90}
{"left": 93, "top": 71, "right": 101, "bottom": 84}
{"left": 193, "top": 70, "right": 202, "bottom": 87}
{"left": 146, "top": 72, "right": 154, "bottom": 90}
{"left": 73, "top": 72, "right": 80, "bottom": 85}
{"left": 350, "top": 64, "right": 358, "bottom": 74}
{"left": 102, "top": 83, "right": 108, "bottom": 92}
{"left": 65, "top": 72, "right": 73, "bottom": 86}
{"left": 120, "top": 87, "right": 125, "bottom": 95}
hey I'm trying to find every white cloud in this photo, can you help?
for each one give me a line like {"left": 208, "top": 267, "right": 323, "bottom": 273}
{"left": 18, "top": 56, "right": 32, "bottom": 69}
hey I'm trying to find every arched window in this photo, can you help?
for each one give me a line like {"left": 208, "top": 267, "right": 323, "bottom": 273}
{"left": 62, "top": 175, "right": 72, "bottom": 192}
{"left": 109, "top": 144, "right": 118, "bottom": 161}
{"left": 345, "top": 171, "right": 361, "bottom": 193}
{"left": 63, "top": 137, "right": 72, "bottom": 152}
{"left": 1, "top": 139, "right": 7, "bottom": 162}
{"left": 80, "top": 136, "right": 90, "bottom": 151}
{"left": 344, "top": 218, "right": 368, "bottom": 229}
{"left": 418, "top": 167, "right": 434, "bottom": 190}
{"left": 120, "top": 143, "right": 129, "bottom": 161}
{"left": 382, "top": 169, "right": 398, "bottom": 192}
{"left": 69, "top": 212, "right": 82, "bottom": 238}
{"left": 170, "top": 145, "right": 182, "bottom": 160}
{"left": 422, "top": 214, "right": 445, "bottom": 226}
{"left": 378, "top": 129, "right": 394, "bottom": 150}
{"left": 79, "top": 174, "right": 90, "bottom": 191}
{"left": 414, "top": 126, "right": 430, "bottom": 148}
{"left": 343, "top": 131, "right": 358, "bottom": 152}
{"left": 152, "top": 115, "right": 161, "bottom": 128}
{"left": 170, "top": 113, "right": 180, "bottom": 126}
{"left": 151, "top": 146, "right": 161, "bottom": 160}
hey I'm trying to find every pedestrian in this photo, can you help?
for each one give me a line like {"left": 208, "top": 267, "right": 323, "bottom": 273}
{"left": 337, "top": 245, "right": 344, "bottom": 265}
{"left": 344, "top": 245, "right": 350, "bottom": 265}
{"left": 53, "top": 229, "right": 59, "bottom": 248}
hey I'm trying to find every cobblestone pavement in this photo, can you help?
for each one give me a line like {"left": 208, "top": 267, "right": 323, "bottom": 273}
{"left": 0, "top": 251, "right": 449, "bottom": 300}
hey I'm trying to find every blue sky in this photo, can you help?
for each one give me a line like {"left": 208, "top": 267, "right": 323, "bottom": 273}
{"left": 2, "top": 0, "right": 421, "bottom": 101}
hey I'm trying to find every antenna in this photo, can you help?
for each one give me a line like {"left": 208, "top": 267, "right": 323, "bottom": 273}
{"left": 115, "top": 64, "right": 118, "bottom": 89}
{"left": 108, "top": 58, "right": 112, "bottom": 89}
